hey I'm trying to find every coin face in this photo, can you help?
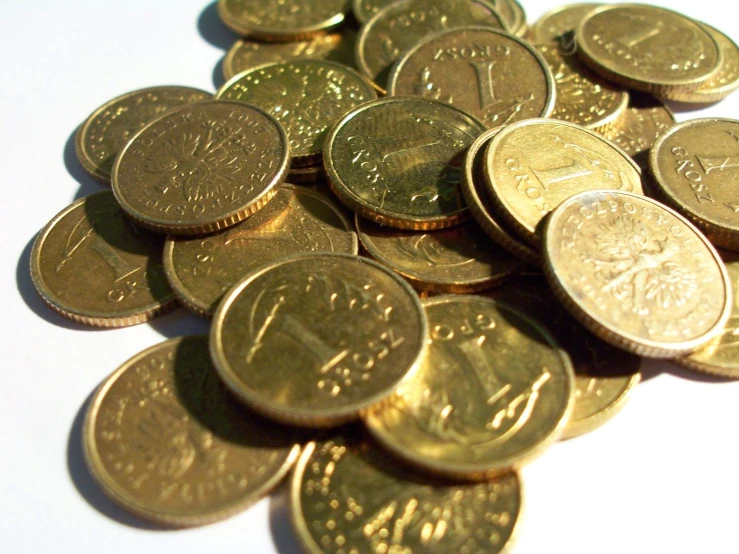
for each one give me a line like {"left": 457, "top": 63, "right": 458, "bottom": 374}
{"left": 325, "top": 97, "right": 485, "bottom": 230}
{"left": 352, "top": 0, "right": 395, "bottom": 24}
{"left": 484, "top": 118, "right": 643, "bottom": 246}
{"left": 543, "top": 190, "right": 732, "bottom": 358}
{"left": 112, "top": 100, "right": 289, "bottom": 235}
{"left": 75, "top": 86, "right": 211, "bottom": 183}
{"left": 356, "top": 0, "right": 506, "bottom": 91}
{"left": 388, "top": 27, "right": 555, "bottom": 128}
{"left": 164, "top": 185, "right": 358, "bottom": 317}
{"left": 365, "top": 295, "right": 574, "bottom": 478}
{"left": 210, "top": 253, "right": 428, "bottom": 427}
{"left": 529, "top": 3, "right": 601, "bottom": 44}
{"left": 83, "top": 336, "right": 301, "bottom": 526}
{"left": 217, "top": 60, "right": 377, "bottom": 166}
{"left": 30, "top": 191, "right": 175, "bottom": 327}
{"left": 291, "top": 435, "right": 521, "bottom": 554}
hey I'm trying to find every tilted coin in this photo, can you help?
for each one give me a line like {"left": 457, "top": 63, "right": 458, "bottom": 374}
{"left": 217, "top": 0, "right": 350, "bottom": 41}
{"left": 164, "top": 184, "right": 358, "bottom": 317}
{"left": 291, "top": 434, "right": 521, "bottom": 554}
{"left": 483, "top": 118, "right": 643, "bottom": 247}
{"left": 112, "top": 100, "right": 290, "bottom": 236}
{"left": 576, "top": 4, "right": 722, "bottom": 98}
{"left": 75, "top": 86, "right": 211, "bottom": 183}
{"left": 30, "top": 191, "right": 175, "bottom": 327}
{"left": 352, "top": 0, "right": 395, "bottom": 24}
{"left": 529, "top": 3, "right": 601, "bottom": 45}
{"left": 649, "top": 118, "right": 739, "bottom": 251}
{"left": 288, "top": 164, "right": 324, "bottom": 184}
{"left": 365, "top": 295, "right": 574, "bottom": 479}
{"left": 356, "top": 0, "right": 507, "bottom": 91}
{"left": 325, "top": 97, "right": 485, "bottom": 230}
{"left": 388, "top": 27, "right": 555, "bottom": 128}
{"left": 210, "top": 253, "right": 428, "bottom": 427}
{"left": 543, "top": 190, "right": 732, "bottom": 358}
{"left": 500, "top": 0, "right": 527, "bottom": 37}
{"left": 84, "top": 336, "right": 302, "bottom": 526}
{"left": 356, "top": 215, "right": 522, "bottom": 293}
{"left": 217, "top": 60, "right": 377, "bottom": 167}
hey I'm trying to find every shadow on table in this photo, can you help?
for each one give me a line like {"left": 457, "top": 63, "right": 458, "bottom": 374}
{"left": 198, "top": 1, "right": 238, "bottom": 50}
{"left": 639, "top": 358, "right": 736, "bottom": 383}
{"left": 269, "top": 483, "right": 303, "bottom": 554}
{"left": 62, "top": 129, "right": 105, "bottom": 201}
{"left": 147, "top": 308, "right": 211, "bottom": 338}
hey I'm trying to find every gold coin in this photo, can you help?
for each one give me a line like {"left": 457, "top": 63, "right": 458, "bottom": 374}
{"left": 535, "top": 42, "right": 628, "bottom": 131}
{"left": 483, "top": 118, "right": 643, "bottom": 247}
{"left": 291, "top": 435, "right": 522, "bottom": 554}
{"left": 112, "top": 100, "right": 290, "bottom": 236}
{"left": 502, "top": 0, "right": 527, "bottom": 37}
{"left": 84, "top": 336, "right": 301, "bottom": 527}
{"left": 356, "top": 0, "right": 507, "bottom": 92}
{"left": 365, "top": 295, "right": 574, "bottom": 479}
{"left": 325, "top": 97, "right": 485, "bottom": 230}
{"left": 288, "top": 163, "right": 324, "bottom": 184}
{"left": 75, "top": 86, "right": 211, "bottom": 183}
{"left": 576, "top": 4, "right": 722, "bottom": 98}
{"left": 543, "top": 190, "right": 732, "bottom": 358}
{"left": 388, "top": 27, "right": 555, "bottom": 128}
{"left": 356, "top": 215, "right": 522, "bottom": 293}
{"left": 649, "top": 118, "right": 739, "bottom": 251}
{"left": 30, "top": 191, "right": 175, "bottom": 327}
{"left": 351, "top": 0, "right": 395, "bottom": 24}
{"left": 217, "top": 0, "right": 350, "bottom": 41}
{"left": 164, "top": 184, "right": 358, "bottom": 317}
{"left": 222, "top": 31, "right": 357, "bottom": 81}
{"left": 217, "top": 60, "right": 377, "bottom": 167}
{"left": 529, "top": 3, "right": 600, "bottom": 44}
{"left": 210, "top": 253, "right": 428, "bottom": 427}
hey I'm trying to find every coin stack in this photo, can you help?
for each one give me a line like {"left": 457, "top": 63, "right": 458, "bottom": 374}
{"left": 28, "top": 0, "right": 739, "bottom": 551}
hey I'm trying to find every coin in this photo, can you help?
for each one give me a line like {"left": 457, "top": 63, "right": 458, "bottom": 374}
{"left": 365, "top": 295, "right": 574, "bottom": 479}
{"left": 164, "top": 184, "right": 358, "bottom": 317}
{"left": 325, "top": 97, "right": 485, "bottom": 230}
{"left": 84, "top": 336, "right": 301, "bottom": 526}
{"left": 75, "top": 86, "right": 211, "bottom": 183}
{"left": 649, "top": 118, "right": 739, "bottom": 251}
{"left": 112, "top": 100, "right": 289, "bottom": 236}
{"left": 501, "top": 0, "right": 527, "bottom": 37}
{"left": 288, "top": 163, "right": 324, "bottom": 184}
{"left": 388, "top": 27, "right": 555, "bottom": 128}
{"left": 543, "top": 190, "right": 732, "bottom": 358}
{"left": 291, "top": 434, "right": 522, "bottom": 554}
{"left": 217, "top": 0, "right": 350, "bottom": 41}
{"left": 217, "top": 60, "right": 377, "bottom": 167}
{"left": 351, "top": 0, "right": 395, "bottom": 24}
{"left": 210, "top": 253, "right": 428, "bottom": 427}
{"left": 529, "top": 3, "right": 600, "bottom": 45}
{"left": 576, "top": 4, "right": 722, "bottom": 98}
{"left": 30, "top": 191, "right": 175, "bottom": 327}
{"left": 483, "top": 118, "right": 643, "bottom": 247}
{"left": 356, "top": 0, "right": 507, "bottom": 92}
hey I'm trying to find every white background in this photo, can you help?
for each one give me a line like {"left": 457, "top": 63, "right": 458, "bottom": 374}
{"left": 2, "top": 0, "right": 738, "bottom": 552}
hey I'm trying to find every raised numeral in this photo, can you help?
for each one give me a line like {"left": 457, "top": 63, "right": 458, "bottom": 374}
{"left": 532, "top": 159, "right": 593, "bottom": 190}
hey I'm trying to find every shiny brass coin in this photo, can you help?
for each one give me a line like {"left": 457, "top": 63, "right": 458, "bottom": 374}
{"left": 535, "top": 42, "right": 628, "bottom": 131}
{"left": 388, "top": 27, "right": 555, "bottom": 128}
{"left": 325, "top": 96, "right": 485, "bottom": 230}
{"left": 210, "top": 253, "right": 428, "bottom": 427}
{"left": 502, "top": 0, "right": 527, "bottom": 37}
{"left": 529, "top": 3, "right": 600, "bottom": 45}
{"left": 291, "top": 435, "right": 522, "bottom": 554}
{"left": 484, "top": 118, "right": 643, "bottom": 247}
{"left": 365, "top": 295, "right": 574, "bottom": 479}
{"left": 30, "top": 191, "right": 175, "bottom": 327}
{"left": 112, "top": 100, "right": 289, "bottom": 236}
{"left": 217, "top": 0, "right": 350, "bottom": 41}
{"left": 356, "top": 0, "right": 507, "bottom": 92}
{"left": 164, "top": 184, "right": 358, "bottom": 317}
{"left": 84, "top": 336, "right": 301, "bottom": 527}
{"left": 351, "top": 0, "right": 395, "bottom": 24}
{"left": 649, "top": 118, "right": 739, "bottom": 251}
{"left": 217, "top": 60, "right": 377, "bottom": 167}
{"left": 356, "top": 215, "right": 522, "bottom": 293}
{"left": 75, "top": 86, "right": 211, "bottom": 183}
{"left": 543, "top": 190, "right": 732, "bottom": 358}
{"left": 576, "top": 4, "right": 722, "bottom": 98}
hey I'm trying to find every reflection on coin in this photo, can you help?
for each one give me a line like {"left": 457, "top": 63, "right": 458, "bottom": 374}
{"left": 75, "top": 86, "right": 211, "bottom": 183}
{"left": 30, "top": 191, "right": 175, "bottom": 327}
{"left": 210, "top": 253, "right": 428, "bottom": 427}
{"left": 291, "top": 435, "right": 521, "bottom": 554}
{"left": 543, "top": 190, "right": 732, "bottom": 358}
{"left": 365, "top": 295, "right": 574, "bottom": 479}
{"left": 84, "top": 336, "right": 302, "bottom": 526}
{"left": 529, "top": 3, "right": 600, "bottom": 44}
{"left": 352, "top": 0, "right": 395, "bottom": 24}
{"left": 112, "top": 100, "right": 289, "bottom": 235}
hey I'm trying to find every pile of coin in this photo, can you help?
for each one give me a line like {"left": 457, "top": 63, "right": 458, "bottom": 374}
{"left": 28, "top": 0, "right": 739, "bottom": 551}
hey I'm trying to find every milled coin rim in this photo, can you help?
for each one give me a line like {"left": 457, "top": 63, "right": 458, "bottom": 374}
{"left": 83, "top": 336, "right": 302, "bottom": 527}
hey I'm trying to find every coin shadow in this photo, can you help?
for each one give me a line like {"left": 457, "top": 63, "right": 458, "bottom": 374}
{"left": 197, "top": 1, "right": 238, "bottom": 51}
{"left": 147, "top": 308, "right": 211, "bottom": 338}
{"left": 213, "top": 54, "right": 227, "bottom": 90}
{"left": 64, "top": 128, "right": 106, "bottom": 201}
{"left": 665, "top": 99, "right": 721, "bottom": 114}
{"left": 268, "top": 483, "right": 303, "bottom": 554}
{"left": 639, "top": 358, "right": 737, "bottom": 383}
